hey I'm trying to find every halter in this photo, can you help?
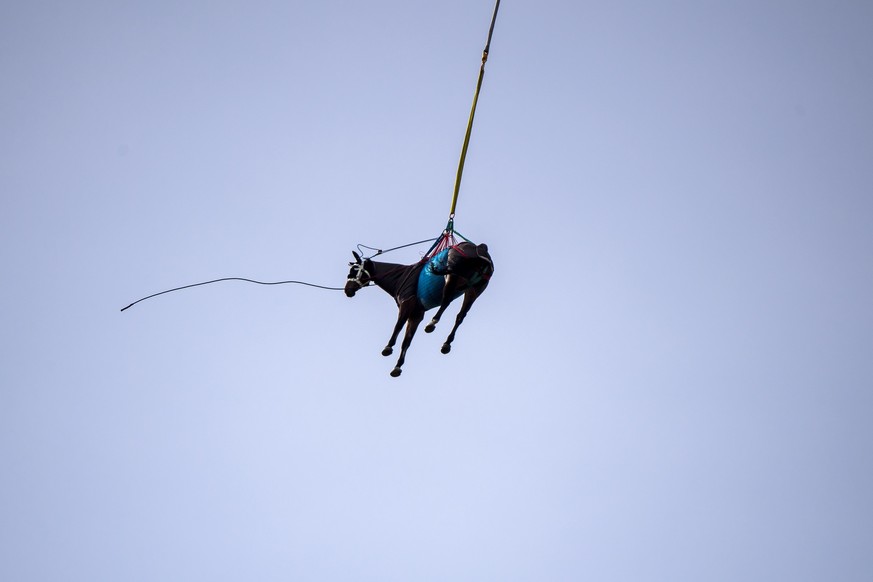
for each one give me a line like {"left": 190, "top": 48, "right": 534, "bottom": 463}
{"left": 347, "top": 261, "right": 372, "bottom": 289}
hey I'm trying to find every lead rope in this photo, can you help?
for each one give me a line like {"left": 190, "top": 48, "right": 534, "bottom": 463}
{"left": 120, "top": 277, "right": 344, "bottom": 312}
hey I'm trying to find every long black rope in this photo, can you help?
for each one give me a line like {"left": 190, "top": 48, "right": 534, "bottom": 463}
{"left": 120, "top": 277, "right": 344, "bottom": 312}
{"left": 121, "top": 236, "right": 441, "bottom": 312}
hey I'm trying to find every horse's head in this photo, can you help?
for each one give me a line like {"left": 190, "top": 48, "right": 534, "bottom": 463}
{"left": 345, "top": 251, "right": 372, "bottom": 297}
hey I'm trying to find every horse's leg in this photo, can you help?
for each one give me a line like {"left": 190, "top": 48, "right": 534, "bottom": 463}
{"left": 391, "top": 309, "right": 424, "bottom": 377}
{"left": 425, "top": 276, "right": 463, "bottom": 333}
{"left": 382, "top": 304, "right": 409, "bottom": 356}
{"left": 441, "top": 281, "right": 488, "bottom": 354}
{"left": 424, "top": 304, "right": 446, "bottom": 333}
{"left": 424, "top": 303, "right": 449, "bottom": 334}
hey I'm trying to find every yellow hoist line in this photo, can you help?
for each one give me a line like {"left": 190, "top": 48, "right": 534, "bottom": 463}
{"left": 447, "top": 0, "right": 501, "bottom": 229}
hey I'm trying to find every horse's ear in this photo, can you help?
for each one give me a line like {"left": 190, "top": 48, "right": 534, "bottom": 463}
{"left": 352, "top": 251, "right": 362, "bottom": 264}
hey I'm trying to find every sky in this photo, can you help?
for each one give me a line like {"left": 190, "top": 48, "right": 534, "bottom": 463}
{"left": 2, "top": 1, "right": 872, "bottom": 580}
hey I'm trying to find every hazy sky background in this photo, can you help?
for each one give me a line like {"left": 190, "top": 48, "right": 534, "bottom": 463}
{"left": 2, "top": 1, "right": 872, "bottom": 580}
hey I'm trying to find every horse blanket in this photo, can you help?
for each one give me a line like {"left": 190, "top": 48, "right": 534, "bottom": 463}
{"left": 417, "top": 249, "right": 456, "bottom": 310}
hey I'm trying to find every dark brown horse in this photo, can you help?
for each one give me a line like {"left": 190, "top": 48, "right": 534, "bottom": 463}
{"left": 345, "top": 241, "right": 494, "bottom": 377}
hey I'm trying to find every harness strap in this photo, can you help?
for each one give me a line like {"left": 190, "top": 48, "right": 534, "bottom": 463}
{"left": 448, "top": 0, "right": 501, "bottom": 220}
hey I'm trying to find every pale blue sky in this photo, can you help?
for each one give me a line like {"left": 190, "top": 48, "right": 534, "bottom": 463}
{"left": 2, "top": 1, "right": 872, "bottom": 580}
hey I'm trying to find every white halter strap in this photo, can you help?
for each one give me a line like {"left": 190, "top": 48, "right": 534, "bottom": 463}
{"left": 347, "top": 262, "right": 372, "bottom": 288}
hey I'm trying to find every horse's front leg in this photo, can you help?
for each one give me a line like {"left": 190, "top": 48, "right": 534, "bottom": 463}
{"left": 382, "top": 304, "right": 409, "bottom": 356}
{"left": 441, "top": 281, "right": 487, "bottom": 354}
{"left": 391, "top": 309, "right": 424, "bottom": 377}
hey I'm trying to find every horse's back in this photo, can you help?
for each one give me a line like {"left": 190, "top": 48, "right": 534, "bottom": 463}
{"left": 447, "top": 242, "right": 493, "bottom": 280}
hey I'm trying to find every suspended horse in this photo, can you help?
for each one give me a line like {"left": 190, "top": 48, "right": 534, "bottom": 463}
{"left": 345, "top": 1, "right": 501, "bottom": 377}
{"left": 345, "top": 242, "right": 493, "bottom": 377}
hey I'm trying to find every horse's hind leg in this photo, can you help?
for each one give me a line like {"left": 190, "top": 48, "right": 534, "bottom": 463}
{"left": 391, "top": 310, "right": 424, "bottom": 377}
{"left": 441, "top": 285, "right": 485, "bottom": 354}
{"left": 425, "top": 276, "right": 462, "bottom": 333}
{"left": 424, "top": 303, "right": 449, "bottom": 333}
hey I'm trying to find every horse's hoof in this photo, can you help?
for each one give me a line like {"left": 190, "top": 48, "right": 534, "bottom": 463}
{"left": 390, "top": 367, "right": 402, "bottom": 377}
{"left": 382, "top": 346, "right": 393, "bottom": 356}
{"left": 424, "top": 322, "right": 436, "bottom": 333}
{"left": 441, "top": 344, "right": 452, "bottom": 354}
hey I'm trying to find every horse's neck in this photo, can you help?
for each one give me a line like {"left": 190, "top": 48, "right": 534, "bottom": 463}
{"left": 371, "top": 260, "right": 421, "bottom": 299}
